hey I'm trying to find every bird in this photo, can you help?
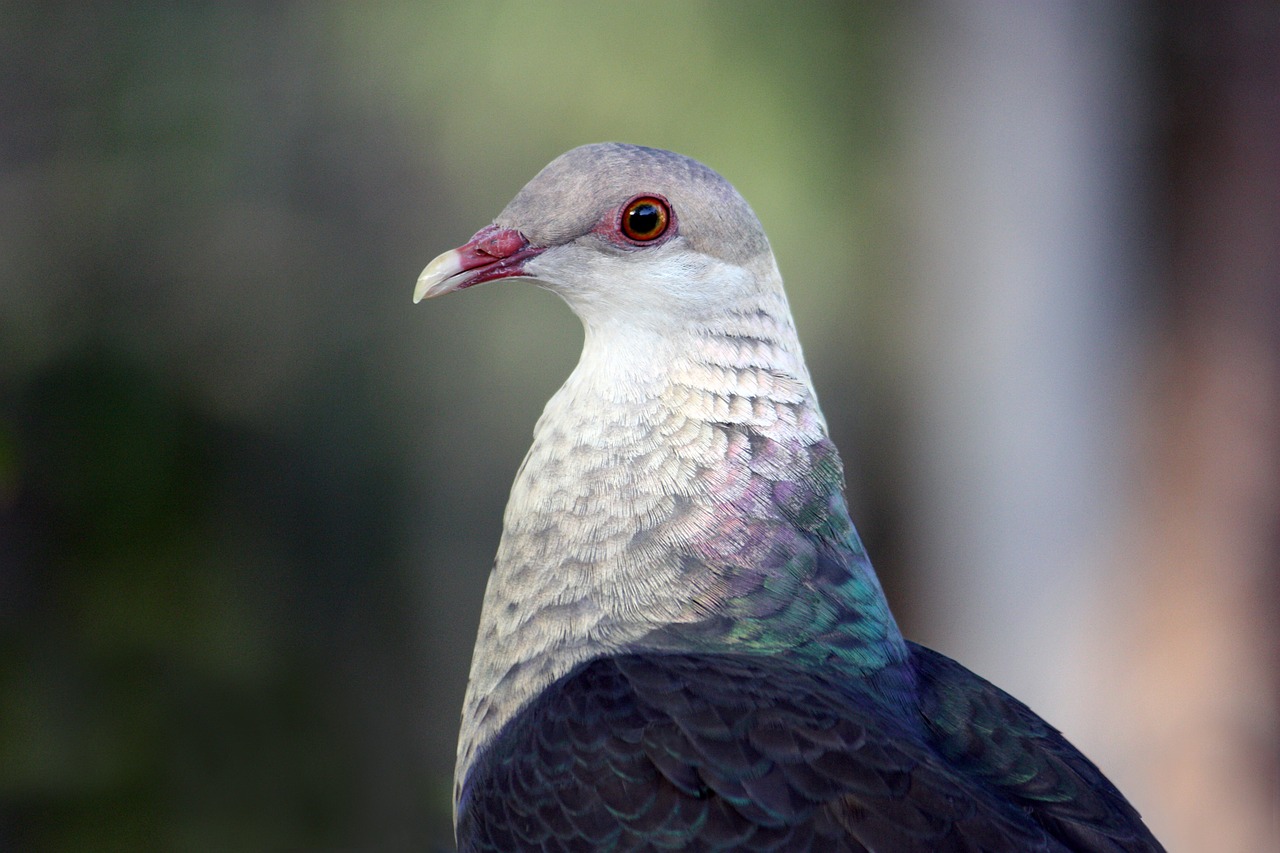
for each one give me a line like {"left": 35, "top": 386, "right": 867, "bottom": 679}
{"left": 414, "top": 143, "right": 1164, "bottom": 852}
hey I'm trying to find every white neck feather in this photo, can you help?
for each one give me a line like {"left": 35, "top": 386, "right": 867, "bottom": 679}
{"left": 453, "top": 281, "right": 825, "bottom": 806}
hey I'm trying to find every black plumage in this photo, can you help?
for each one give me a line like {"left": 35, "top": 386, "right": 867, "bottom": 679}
{"left": 458, "top": 649, "right": 1161, "bottom": 852}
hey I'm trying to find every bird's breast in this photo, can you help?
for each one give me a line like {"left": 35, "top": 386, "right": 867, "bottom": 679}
{"left": 455, "top": 331, "right": 838, "bottom": 800}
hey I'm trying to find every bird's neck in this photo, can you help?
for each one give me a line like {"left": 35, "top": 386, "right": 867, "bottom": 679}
{"left": 454, "top": 291, "right": 907, "bottom": 801}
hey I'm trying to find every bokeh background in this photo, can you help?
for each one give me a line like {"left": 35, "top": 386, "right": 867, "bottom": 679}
{"left": 2, "top": 2, "right": 1276, "bottom": 849}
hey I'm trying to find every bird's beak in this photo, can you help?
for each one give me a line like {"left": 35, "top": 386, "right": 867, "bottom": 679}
{"left": 414, "top": 225, "right": 544, "bottom": 302}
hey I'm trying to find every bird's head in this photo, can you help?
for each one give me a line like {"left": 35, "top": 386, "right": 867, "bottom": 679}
{"left": 415, "top": 143, "right": 779, "bottom": 330}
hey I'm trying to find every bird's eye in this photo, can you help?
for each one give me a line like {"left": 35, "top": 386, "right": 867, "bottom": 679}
{"left": 620, "top": 196, "right": 671, "bottom": 242}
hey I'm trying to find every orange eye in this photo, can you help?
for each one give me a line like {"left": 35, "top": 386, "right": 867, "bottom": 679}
{"left": 621, "top": 196, "right": 670, "bottom": 242}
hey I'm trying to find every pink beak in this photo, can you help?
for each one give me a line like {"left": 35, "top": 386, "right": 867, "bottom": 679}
{"left": 414, "top": 225, "right": 544, "bottom": 302}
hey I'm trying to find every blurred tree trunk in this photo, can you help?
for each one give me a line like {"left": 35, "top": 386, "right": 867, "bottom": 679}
{"left": 899, "top": 3, "right": 1279, "bottom": 849}
{"left": 1111, "top": 3, "right": 1280, "bottom": 849}
{"left": 899, "top": 0, "right": 1147, "bottom": 799}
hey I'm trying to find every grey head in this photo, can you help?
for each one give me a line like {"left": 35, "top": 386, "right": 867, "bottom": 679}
{"left": 415, "top": 143, "right": 780, "bottom": 328}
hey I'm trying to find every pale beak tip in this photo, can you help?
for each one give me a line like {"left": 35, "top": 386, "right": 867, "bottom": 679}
{"left": 413, "top": 249, "right": 464, "bottom": 303}
{"left": 412, "top": 277, "right": 430, "bottom": 303}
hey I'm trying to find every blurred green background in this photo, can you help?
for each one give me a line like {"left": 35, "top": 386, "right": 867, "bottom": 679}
{"left": 1, "top": 3, "right": 1275, "bottom": 850}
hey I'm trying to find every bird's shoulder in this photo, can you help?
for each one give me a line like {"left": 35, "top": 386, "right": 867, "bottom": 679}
{"left": 457, "top": 651, "right": 1066, "bottom": 852}
{"left": 909, "top": 642, "right": 1165, "bottom": 852}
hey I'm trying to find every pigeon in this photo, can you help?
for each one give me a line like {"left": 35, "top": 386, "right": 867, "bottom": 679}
{"left": 415, "top": 143, "right": 1164, "bottom": 852}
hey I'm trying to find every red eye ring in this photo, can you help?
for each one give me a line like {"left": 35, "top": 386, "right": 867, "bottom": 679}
{"left": 620, "top": 195, "right": 671, "bottom": 243}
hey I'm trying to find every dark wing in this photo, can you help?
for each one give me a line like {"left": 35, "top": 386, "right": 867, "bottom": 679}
{"left": 911, "top": 643, "right": 1165, "bottom": 852}
{"left": 457, "top": 652, "right": 1065, "bottom": 852}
